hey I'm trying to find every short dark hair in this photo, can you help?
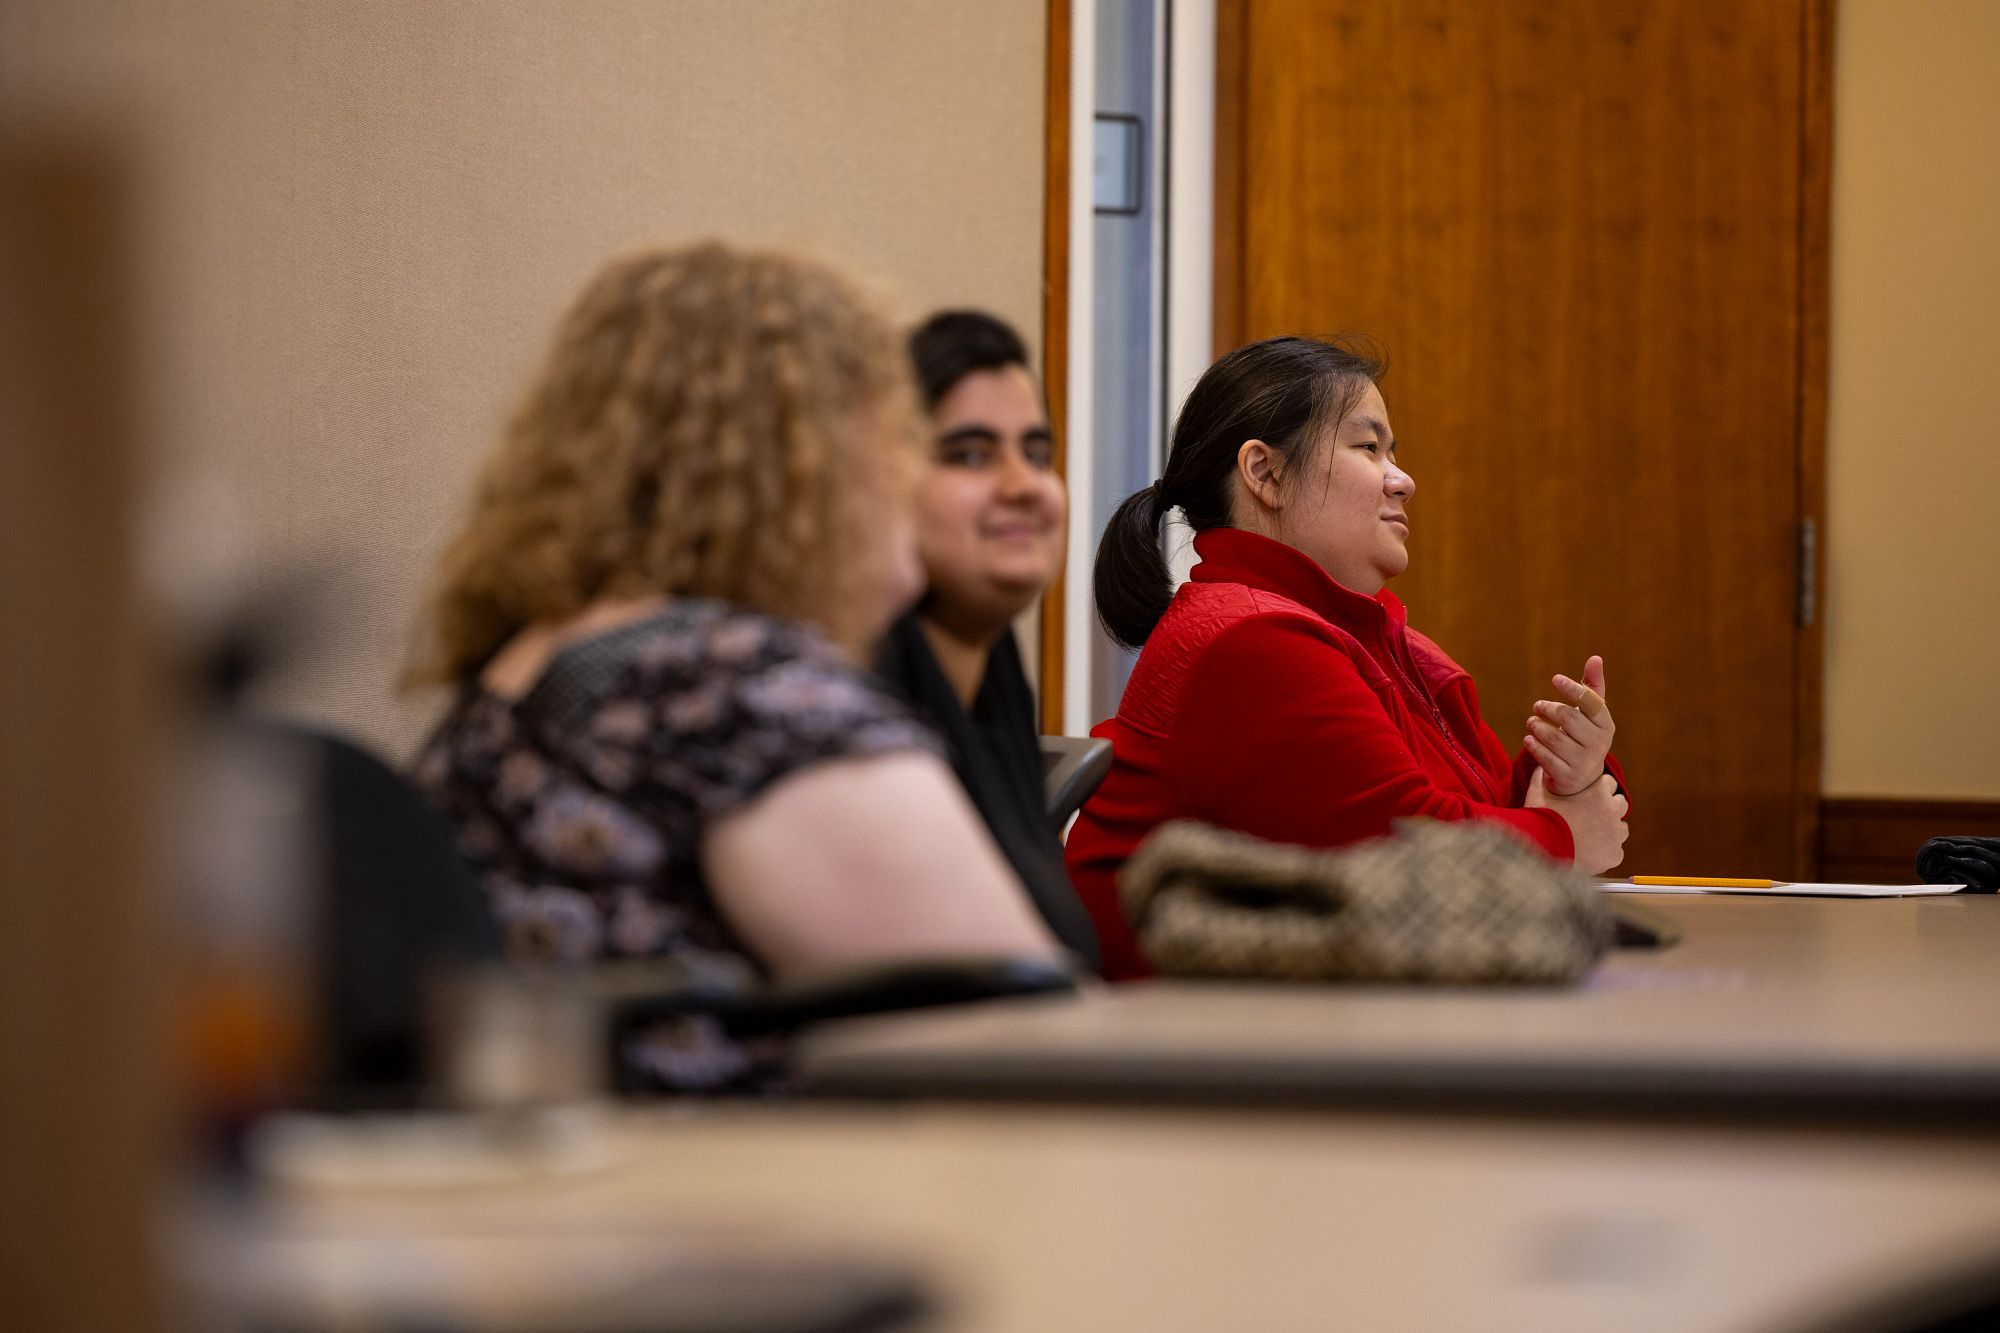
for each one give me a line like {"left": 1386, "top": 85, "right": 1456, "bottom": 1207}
{"left": 909, "top": 309, "right": 1030, "bottom": 410}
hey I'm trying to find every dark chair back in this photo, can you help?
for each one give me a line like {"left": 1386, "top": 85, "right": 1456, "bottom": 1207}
{"left": 237, "top": 721, "right": 501, "bottom": 1107}
{"left": 1039, "top": 735, "right": 1113, "bottom": 827}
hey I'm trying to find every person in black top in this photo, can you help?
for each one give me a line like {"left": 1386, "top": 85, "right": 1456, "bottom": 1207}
{"left": 875, "top": 311, "right": 1100, "bottom": 970}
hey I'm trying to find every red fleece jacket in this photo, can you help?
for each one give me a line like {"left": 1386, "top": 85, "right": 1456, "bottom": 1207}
{"left": 1065, "top": 527, "right": 1626, "bottom": 980}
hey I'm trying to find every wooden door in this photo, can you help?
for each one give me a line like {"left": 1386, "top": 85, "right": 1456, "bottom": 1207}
{"left": 1216, "top": 0, "right": 1830, "bottom": 878}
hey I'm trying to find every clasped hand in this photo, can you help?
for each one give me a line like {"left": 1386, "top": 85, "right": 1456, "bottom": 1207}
{"left": 1523, "top": 655, "right": 1614, "bottom": 797}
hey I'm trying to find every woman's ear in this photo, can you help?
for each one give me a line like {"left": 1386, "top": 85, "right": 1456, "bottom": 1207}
{"left": 1236, "top": 438, "right": 1285, "bottom": 514}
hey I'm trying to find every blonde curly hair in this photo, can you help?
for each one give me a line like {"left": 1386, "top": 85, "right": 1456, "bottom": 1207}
{"left": 407, "top": 241, "right": 920, "bottom": 684}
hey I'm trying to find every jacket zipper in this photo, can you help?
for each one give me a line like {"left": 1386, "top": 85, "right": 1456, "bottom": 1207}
{"left": 1385, "top": 635, "right": 1496, "bottom": 805}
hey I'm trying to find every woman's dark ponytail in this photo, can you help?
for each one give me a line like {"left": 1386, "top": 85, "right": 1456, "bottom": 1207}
{"left": 1094, "top": 483, "right": 1172, "bottom": 650}
{"left": 1091, "top": 335, "right": 1384, "bottom": 652}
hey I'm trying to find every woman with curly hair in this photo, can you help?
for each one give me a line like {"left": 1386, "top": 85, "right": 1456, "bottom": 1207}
{"left": 408, "top": 242, "right": 1059, "bottom": 1090}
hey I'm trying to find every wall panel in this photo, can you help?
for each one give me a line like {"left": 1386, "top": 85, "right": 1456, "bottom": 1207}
{"left": 0, "top": 1, "right": 1049, "bottom": 756}
{"left": 1823, "top": 0, "right": 2000, "bottom": 799}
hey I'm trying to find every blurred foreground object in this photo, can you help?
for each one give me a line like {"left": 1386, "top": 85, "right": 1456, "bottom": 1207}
{"left": 0, "top": 133, "right": 167, "bottom": 1331}
{"left": 194, "top": 1215, "right": 935, "bottom": 1333}
{"left": 176, "top": 716, "right": 506, "bottom": 1128}
{"left": 429, "top": 953, "right": 1077, "bottom": 1108}
{"left": 246, "top": 1102, "right": 2000, "bottom": 1333}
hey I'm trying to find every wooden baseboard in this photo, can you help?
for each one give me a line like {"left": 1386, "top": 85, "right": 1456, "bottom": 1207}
{"left": 1818, "top": 798, "right": 2000, "bottom": 883}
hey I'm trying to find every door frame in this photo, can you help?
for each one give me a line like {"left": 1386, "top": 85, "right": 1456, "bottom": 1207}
{"left": 1793, "top": 0, "right": 1833, "bottom": 877}
{"left": 1038, "top": 0, "right": 1071, "bottom": 735}
{"left": 1041, "top": 0, "right": 1220, "bottom": 735}
{"left": 1038, "top": 0, "right": 1096, "bottom": 736}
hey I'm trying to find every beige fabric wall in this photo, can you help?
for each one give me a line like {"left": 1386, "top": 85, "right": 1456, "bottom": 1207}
{"left": 1, "top": 1, "right": 1047, "bottom": 758}
{"left": 1824, "top": 0, "right": 2000, "bottom": 798}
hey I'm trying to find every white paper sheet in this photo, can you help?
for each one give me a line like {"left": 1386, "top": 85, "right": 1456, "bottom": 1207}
{"left": 1601, "top": 881, "right": 1966, "bottom": 898}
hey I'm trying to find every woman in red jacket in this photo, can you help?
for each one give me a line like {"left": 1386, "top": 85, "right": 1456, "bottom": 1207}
{"left": 1067, "top": 336, "right": 1629, "bottom": 979}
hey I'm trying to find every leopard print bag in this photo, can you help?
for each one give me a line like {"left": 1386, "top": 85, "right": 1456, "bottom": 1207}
{"left": 1118, "top": 819, "right": 1612, "bottom": 985}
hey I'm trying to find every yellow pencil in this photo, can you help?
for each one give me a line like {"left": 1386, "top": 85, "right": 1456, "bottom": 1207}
{"left": 1628, "top": 876, "right": 1777, "bottom": 889}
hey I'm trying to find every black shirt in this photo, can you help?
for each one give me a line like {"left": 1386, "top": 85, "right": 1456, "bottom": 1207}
{"left": 873, "top": 611, "right": 1101, "bottom": 971}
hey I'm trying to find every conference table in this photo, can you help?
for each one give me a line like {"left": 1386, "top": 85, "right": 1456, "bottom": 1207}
{"left": 254, "top": 1101, "right": 2000, "bottom": 1333}
{"left": 796, "top": 892, "right": 2000, "bottom": 1118}
{"left": 244, "top": 891, "right": 2000, "bottom": 1332}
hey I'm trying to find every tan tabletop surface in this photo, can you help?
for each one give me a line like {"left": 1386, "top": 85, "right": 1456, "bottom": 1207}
{"left": 797, "top": 893, "right": 2000, "bottom": 1114}
{"left": 262, "top": 1101, "right": 2000, "bottom": 1333}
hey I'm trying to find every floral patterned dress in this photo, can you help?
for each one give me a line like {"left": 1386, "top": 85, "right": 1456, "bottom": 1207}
{"left": 413, "top": 599, "right": 938, "bottom": 1092}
